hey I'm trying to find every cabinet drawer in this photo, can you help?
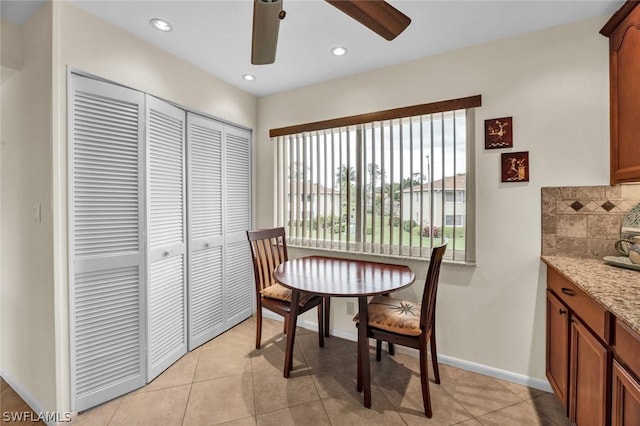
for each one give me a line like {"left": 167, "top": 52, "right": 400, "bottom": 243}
{"left": 548, "top": 267, "right": 608, "bottom": 342}
{"left": 615, "top": 320, "right": 640, "bottom": 378}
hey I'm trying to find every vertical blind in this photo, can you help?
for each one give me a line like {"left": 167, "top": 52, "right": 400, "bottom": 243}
{"left": 275, "top": 108, "right": 475, "bottom": 262}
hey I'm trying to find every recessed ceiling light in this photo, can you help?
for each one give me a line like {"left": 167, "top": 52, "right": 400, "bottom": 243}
{"left": 242, "top": 74, "right": 256, "bottom": 81}
{"left": 150, "top": 18, "right": 172, "bottom": 32}
{"left": 331, "top": 46, "right": 347, "bottom": 56}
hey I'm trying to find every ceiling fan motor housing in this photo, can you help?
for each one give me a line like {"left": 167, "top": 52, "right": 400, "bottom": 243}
{"left": 252, "top": 0, "right": 284, "bottom": 65}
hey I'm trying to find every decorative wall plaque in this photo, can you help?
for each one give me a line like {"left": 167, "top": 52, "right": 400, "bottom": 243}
{"left": 501, "top": 151, "right": 529, "bottom": 182}
{"left": 485, "top": 117, "right": 513, "bottom": 149}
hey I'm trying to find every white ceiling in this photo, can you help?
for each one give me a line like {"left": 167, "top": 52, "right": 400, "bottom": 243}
{"left": 1, "top": 0, "right": 623, "bottom": 97}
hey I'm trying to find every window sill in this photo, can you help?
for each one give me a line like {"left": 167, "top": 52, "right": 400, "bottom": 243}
{"left": 287, "top": 244, "right": 476, "bottom": 267}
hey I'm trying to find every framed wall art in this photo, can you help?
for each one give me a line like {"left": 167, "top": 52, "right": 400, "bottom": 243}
{"left": 485, "top": 117, "right": 513, "bottom": 149}
{"left": 501, "top": 151, "right": 529, "bottom": 182}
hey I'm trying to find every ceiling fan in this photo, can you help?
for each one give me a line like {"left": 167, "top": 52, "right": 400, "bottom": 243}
{"left": 251, "top": 0, "right": 411, "bottom": 65}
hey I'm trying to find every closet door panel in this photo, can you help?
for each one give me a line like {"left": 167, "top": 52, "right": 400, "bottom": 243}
{"left": 70, "top": 74, "right": 145, "bottom": 411}
{"left": 187, "top": 113, "right": 224, "bottom": 349}
{"left": 146, "top": 95, "right": 187, "bottom": 380}
{"left": 223, "top": 126, "right": 253, "bottom": 326}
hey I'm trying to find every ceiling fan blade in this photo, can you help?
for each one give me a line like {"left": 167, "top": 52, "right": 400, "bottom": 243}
{"left": 252, "top": 0, "right": 284, "bottom": 65}
{"left": 325, "top": 0, "right": 411, "bottom": 41}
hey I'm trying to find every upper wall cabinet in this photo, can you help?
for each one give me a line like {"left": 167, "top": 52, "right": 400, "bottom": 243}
{"left": 601, "top": 1, "right": 640, "bottom": 184}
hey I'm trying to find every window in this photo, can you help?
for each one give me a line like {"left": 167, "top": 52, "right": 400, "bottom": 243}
{"left": 272, "top": 96, "right": 479, "bottom": 262}
{"left": 445, "top": 215, "right": 465, "bottom": 226}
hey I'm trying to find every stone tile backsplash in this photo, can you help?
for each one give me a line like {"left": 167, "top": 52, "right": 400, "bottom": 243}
{"left": 541, "top": 184, "right": 640, "bottom": 259}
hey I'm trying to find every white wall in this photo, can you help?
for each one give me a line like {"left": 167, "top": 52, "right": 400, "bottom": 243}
{"left": 1, "top": 18, "right": 23, "bottom": 83}
{"left": 1, "top": 2, "right": 57, "bottom": 413}
{"left": 255, "top": 16, "right": 610, "bottom": 386}
{"left": 1, "top": 0, "right": 258, "bottom": 414}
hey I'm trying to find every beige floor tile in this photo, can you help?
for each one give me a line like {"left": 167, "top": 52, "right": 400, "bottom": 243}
{"left": 256, "top": 400, "right": 330, "bottom": 426}
{"left": 476, "top": 393, "right": 569, "bottom": 425}
{"left": 296, "top": 331, "right": 357, "bottom": 363}
{"left": 1, "top": 321, "right": 571, "bottom": 426}
{"left": 438, "top": 365, "right": 522, "bottom": 417}
{"left": 1, "top": 387, "right": 33, "bottom": 413}
{"left": 109, "top": 385, "right": 190, "bottom": 426}
{"left": 453, "top": 419, "right": 483, "bottom": 425}
{"left": 321, "top": 386, "right": 405, "bottom": 426}
{"left": 201, "top": 319, "right": 256, "bottom": 351}
{"left": 135, "top": 348, "right": 200, "bottom": 393}
{"left": 182, "top": 374, "right": 255, "bottom": 425}
{"left": 194, "top": 343, "right": 253, "bottom": 382}
{"left": 307, "top": 352, "right": 359, "bottom": 399}
{"left": 253, "top": 368, "right": 320, "bottom": 414}
{"left": 0, "top": 386, "right": 45, "bottom": 425}
{"left": 253, "top": 317, "right": 290, "bottom": 348}
{"left": 498, "top": 380, "right": 547, "bottom": 401}
{"left": 369, "top": 350, "right": 424, "bottom": 386}
{"left": 216, "top": 416, "right": 257, "bottom": 426}
{"left": 380, "top": 374, "right": 474, "bottom": 425}
{"left": 249, "top": 336, "right": 307, "bottom": 376}
{"left": 1, "top": 378, "right": 8, "bottom": 392}
{"left": 71, "top": 396, "right": 122, "bottom": 426}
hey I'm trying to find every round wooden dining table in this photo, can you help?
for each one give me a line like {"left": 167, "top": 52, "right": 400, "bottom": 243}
{"left": 273, "top": 255, "right": 416, "bottom": 409}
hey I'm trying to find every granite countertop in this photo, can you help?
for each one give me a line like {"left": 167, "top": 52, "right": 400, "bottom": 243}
{"left": 542, "top": 255, "right": 640, "bottom": 336}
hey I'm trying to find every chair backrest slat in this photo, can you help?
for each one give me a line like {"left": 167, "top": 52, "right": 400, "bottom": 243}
{"left": 247, "top": 227, "right": 288, "bottom": 293}
{"left": 420, "top": 243, "right": 447, "bottom": 332}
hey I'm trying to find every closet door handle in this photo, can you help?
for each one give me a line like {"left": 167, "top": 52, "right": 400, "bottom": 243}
{"left": 163, "top": 249, "right": 172, "bottom": 257}
{"left": 204, "top": 241, "right": 211, "bottom": 248}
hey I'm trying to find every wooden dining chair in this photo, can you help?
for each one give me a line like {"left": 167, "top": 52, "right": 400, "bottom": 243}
{"left": 246, "top": 227, "right": 325, "bottom": 351}
{"left": 354, "top": 243, "right": 447, "bottom": 417}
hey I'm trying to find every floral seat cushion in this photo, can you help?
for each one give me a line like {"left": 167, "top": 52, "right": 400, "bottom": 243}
{"left": 260, "top": 283, "right": 316, "bottom": 306}
{"left": 354, "top": 295, "right": 422, "bottom": 336}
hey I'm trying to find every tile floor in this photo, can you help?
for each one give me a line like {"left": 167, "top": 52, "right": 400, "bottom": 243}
{"left": 3, "top": 317, "right": 569, "bottom": 425}
{"left": 1, "top": 378, "right": 46, "bottom": 425}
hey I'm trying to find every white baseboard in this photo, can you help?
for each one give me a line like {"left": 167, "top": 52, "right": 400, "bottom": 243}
{"left": 0, "top": 368, "right": 57, "bottom": 426}
{"left": 260, "top": 310, "right": 553, "bottom": 393}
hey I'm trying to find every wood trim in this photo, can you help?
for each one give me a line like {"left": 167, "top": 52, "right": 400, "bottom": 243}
{"left": 600, "top": 1, "right": 639, "bottom": 37}
{"left": 269, "top": 95, "right": 482, "bottom": 138}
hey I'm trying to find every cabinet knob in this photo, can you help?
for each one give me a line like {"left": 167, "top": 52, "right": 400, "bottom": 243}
{"left": 559, "top": 308, "right": 567, "bottom": 315}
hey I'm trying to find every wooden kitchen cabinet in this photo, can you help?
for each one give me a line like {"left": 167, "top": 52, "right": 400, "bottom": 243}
{"left": 546, "top": 267, "right": 610, "bottom": 425}
{"left": 612, "top": 320, "right": 640, "bottom": 425}
{"left": 544, "top": 257, "right": 640, "bottom": 426}
{"left": 611, "top": 360, "right": 640, "bottom": 426}
{"left": 547, "top": 290, "right": 569, "bottom": 412}
{"left": 601, "top": 1, "right": 640, "bottom": 184}
{"left": 570, "top": 318, "right": 609, "bottom": 426}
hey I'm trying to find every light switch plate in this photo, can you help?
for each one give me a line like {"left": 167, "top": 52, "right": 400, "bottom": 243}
{"left": 346, "top": 301, "right": 354, "bottom": 316}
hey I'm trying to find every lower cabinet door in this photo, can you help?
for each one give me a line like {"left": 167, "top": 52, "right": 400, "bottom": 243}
{"left": 612, "top": 360, "right": 640, "bottom": 426}
{"left": 547, "top": 290, "right": 569, "bottom": 411}
{"left": 570, "top": 317, "right": 609, "bottom": 426}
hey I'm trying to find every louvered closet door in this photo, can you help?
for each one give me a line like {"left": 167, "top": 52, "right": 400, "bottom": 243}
{"left": 70, "top": 74, "right": 145, "bottom": 411}
{"left": 223, "top": 126, "right": 253, "bottom": 326}
{"left": 145, "top": 95, "right": 187, "bottom": 380}
{"left": 186, "top": 113, "right": 224, "bottom": 349}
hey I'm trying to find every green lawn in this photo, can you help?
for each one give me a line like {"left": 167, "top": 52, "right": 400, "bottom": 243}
{"left": 309, "top": 215, "right": 465, "bottom": 251}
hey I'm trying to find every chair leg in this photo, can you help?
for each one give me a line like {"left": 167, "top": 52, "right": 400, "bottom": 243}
{"left": 376, "top": 340, "right": 382, "bottom": 361}
{"left": 388, "top": 342, "right": 395, "bottom": 356}
{"left": 419, "top": 347, "right": 433, "bottom": 418}
{"left": 317, "top": 304, "right": 325, "bottom": 348}
{"left": 256, "top": 305, "right": 263, "bottom": 350}
{"left": 283, "top": 316, "right": 288, "bottom": 335}
{"left": 323, "top": 297, "right": 330, "bottom": 337}
{"left": 430, "top": 330, "right": 440, "bottom": 384}
{"left": 284, "top": 292, "right": 301, "bottom": 378}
